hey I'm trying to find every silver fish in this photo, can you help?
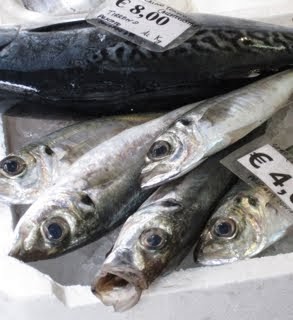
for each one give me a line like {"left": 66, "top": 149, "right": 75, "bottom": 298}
{"left": 0, "top": 114, "right": 158, "bottom": 204}
{"left": 92, "top": 151, "right": 236, "bottom": 311}
{"left": 140, "top": 70, "right": 293, "bottom": 189}
{"left": 8, "top": 102, "right": 198, "bottom": 262}
{"left": 195, "top": 180, "right": 293, "bottom": 266}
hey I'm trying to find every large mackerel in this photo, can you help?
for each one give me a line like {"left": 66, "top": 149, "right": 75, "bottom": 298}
{"left": 0, "top": 15, "right": 293, "bottom": 111}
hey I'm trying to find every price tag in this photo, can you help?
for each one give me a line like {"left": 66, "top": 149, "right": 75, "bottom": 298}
{"left": 238, "top": 144, "right": 293, "bottom": 210}
{"left": 87, "top": 0, "right": 194, "bottom": 50}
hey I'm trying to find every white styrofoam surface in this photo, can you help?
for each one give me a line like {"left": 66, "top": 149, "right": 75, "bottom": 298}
{"left": 0, "top": 2, "right": 292, "bottom": 319}
{"left": 2, "top": 252, "right": 293, "bottom": 319}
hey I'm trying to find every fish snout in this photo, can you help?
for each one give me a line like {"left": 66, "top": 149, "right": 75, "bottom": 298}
{"left": 8, "top": 239, "right": 30, "bottom": 261}
{"left": 92, "top": 267, "right": 146, "bottom": 312}
{"left": 8, "top": 239, "right": 48, "bottom": 262}
{"left": 91, "top": 251, "right": 148, "bottom": 311}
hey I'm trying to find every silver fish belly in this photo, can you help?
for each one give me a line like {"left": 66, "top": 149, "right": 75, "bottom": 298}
{"left": 141, "top": 70, "right": 293, "bottom": 189}
{"left": 8, "top": 102, "right": 198, "bottom": 262}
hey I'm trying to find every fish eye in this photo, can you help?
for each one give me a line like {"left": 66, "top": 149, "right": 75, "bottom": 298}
{"left": 148, "top": 141, "right": 172, "bottom": 161}
{"left": 139, "top": 228, "right": 168, "bottom": 251}
{"left": 0, "top": 155, "right": 27, "bottom": 177}
{"left": 42, "top": 217, "right": 69, "bottom": 244}
{"left": 212, "top": 218, "right": 237, "bottom": 239}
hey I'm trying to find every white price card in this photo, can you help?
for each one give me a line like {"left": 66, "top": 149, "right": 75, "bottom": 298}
{"left": 91, "top": 0, "right": 192, "bottom": 48}
{"left": 238, "top": 144, "right": 293, "bottom": 210}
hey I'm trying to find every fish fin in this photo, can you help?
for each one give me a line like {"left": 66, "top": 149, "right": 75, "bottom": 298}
{"left": 0, "top": 81, "right": 39, "bottom": 95}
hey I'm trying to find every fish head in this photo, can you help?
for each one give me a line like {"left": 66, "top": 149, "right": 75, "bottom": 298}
{"left": 92, "top": 198, "right": 185, "bottom": 311}
{"left": 141, "top": 115, "right": 206, "bottom": 189}
{"left": 195, "top": 190, "right": 268, "bottom": 265}
{"left": 9, "top": 190, "right": 98, "bottom": 261}
{"left": 0, "top": 145, "right": 57, "bottom": 204}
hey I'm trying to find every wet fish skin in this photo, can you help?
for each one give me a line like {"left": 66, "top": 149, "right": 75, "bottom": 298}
{"left": 8, "top": 102, "right": 197, "bottom": 262}
{"left": 0, "top": 114, "right": 158, "bottom": 204}
{"left": 0, "top": 15, "right": 293, "bottom": 111}
{"left": 195, "top": 180, "right": 293, "bottom": 266}
{"left": 141, "top": 70, "right": 293, "bottom": 189}
{"left": 92, "top": 151, "right": 236, "bottom": 312}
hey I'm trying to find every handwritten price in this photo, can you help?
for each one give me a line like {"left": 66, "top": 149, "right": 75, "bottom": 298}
{"left": 116, "top": 0, "right": 169, "bottom": 25}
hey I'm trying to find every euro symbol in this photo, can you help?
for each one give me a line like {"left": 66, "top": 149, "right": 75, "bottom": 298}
{"left": 116, "top": 0, "right": 131, "bottom": 8}
{"left": 249, "top": 152, "right": 273, "bottom": 169}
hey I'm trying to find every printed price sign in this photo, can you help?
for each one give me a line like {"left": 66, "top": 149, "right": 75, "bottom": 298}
{"left": 238, "top": 144, "right": 293, "bottom": 210}
{"left": 88, "top": 0, "right": 193, "bottom": 48}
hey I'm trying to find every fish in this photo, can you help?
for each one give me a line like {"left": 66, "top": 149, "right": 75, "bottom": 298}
{"left": 8, "top": 102, "right": 198, "bottom": 262}
{"left": 195, "top": 179, "right": 293, "bottom": 266}
{"left": 91, "top": 150, "right": 236, "bottom": 312}
{"left": 0, "top": 113, "right": 159, "bottom": 205}
{"left": 140, "top": 70, "right": 293, "bottom": 189}
{"left": 1, "top": 14, "right": 293, "bottom": 112}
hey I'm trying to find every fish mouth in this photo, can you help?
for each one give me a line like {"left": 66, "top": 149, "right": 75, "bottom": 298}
{"left": 196, "top": 251, "right": 240, "bottom": 266}
{"left": 8, "top": 240, "right": 49, "bottom": 262}
{"left": 193, "top": 243, "right": 213, "bottom": 266}
{"left": 195, "top": 250, "right": 225, "bottom": 266}
{"left": 92, "top": 267, "right": 147, "bottom": 312}
{"left": 194, "top": 240, "right": 239, "bottom": 266}
{"left": 193, "top": 236, "right": 220, "bottom": 266}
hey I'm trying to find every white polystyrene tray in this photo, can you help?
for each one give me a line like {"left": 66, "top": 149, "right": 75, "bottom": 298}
{"left": 0, "top": 3, "right": 293, "bottom": 319}
{"left": 2, "top": 252, "right": 293, "bottom": 320}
